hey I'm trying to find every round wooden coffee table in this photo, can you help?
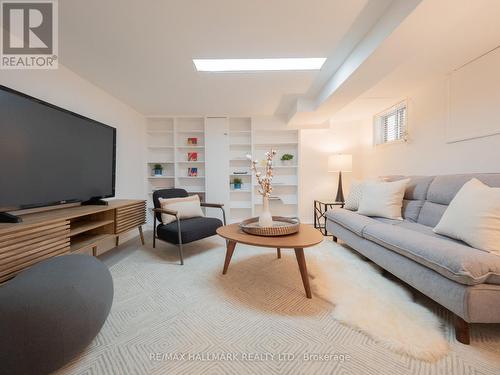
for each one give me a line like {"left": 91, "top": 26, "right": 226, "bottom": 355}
{"left": 216, "top": 224, "right": 323, "bottom": 299}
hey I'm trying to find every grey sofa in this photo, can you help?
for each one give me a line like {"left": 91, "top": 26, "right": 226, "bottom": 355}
{"left": 326, "top": 173, "right": 500, "bottom": 344}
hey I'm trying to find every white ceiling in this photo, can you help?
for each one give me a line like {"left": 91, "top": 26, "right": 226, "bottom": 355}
{"left": 302, "top": 0, "right": 500, "bottom": 125}
{"left": 59, "top": 0, "right": 392, "bottom": 116}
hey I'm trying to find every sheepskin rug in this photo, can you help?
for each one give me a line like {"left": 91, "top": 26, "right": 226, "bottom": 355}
{"left": 308, "top": 243, "right": 449, "bottom": 361}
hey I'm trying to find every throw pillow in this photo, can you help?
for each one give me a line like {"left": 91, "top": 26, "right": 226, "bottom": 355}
{"left": 357, "top": 179, "right": 410, "bottom": 220}
{"left": 344, "top": 181, "right": 364, "bottom": 211}
{"left": 434, "top": 178, "right": 500, "bottom": 254}
{"left": 344, "top": 178, "right": 387, "bottom": 211}
{"left": 158, "top": 195, "right": 204, "bottom": 224}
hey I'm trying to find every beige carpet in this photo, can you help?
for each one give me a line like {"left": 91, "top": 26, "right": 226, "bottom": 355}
{"left": 56, "top": 234, "right": 500, "bottom": 375}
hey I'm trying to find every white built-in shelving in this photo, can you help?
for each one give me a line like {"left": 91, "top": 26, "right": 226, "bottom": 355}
{"left": 251, "top": 119, "right": 299, "bottom": 220}
{"left": 227, "top": 117, "right": 253, "bottom": 222}
{"left": 145, "top": 117, "right": 207, "bottom": 222}
{"left": 146, "top": 116, "right": 299, "bottom": 224}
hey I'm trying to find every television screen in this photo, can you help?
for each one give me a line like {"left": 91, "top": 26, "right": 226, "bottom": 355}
{"left": 0, "top": 85, "right": 116, "bottom": 212}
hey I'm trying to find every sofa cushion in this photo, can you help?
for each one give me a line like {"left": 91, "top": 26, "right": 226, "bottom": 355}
{"left": 385, "top": 176, "right": 435, "bottom": 222}
{"left": 357, "top": 179, "right": 410, "bottom": 220}
{"left": 417, "top": 201, "right": 447, "bottom": 227}
{"left": 157, "top": 217, "right": 222, "bottom": 244}
{"left": 426, "top": 173, "right": 500, "bottom": 205}
{"left": 434, "top": 178, "right": 500, "bottom": 254}
{"left": 401, "top": 200, "right": 425, "bottom": 223}
{"left": 396, "top": 220, "right": 452, "bottom": 239}
{"left": 325, "top": 208, "right": 381, "bottom": 236}
{"left": 363, "top": 223, "right": 500, "bottom": 285}
{"left": 417, "top": 173, "right": 500, "bottom": 226}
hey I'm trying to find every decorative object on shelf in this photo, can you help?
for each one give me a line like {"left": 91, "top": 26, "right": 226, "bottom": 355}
{"left": 281, "top": 153, "right": 294, "bottom": 166}
{"left": 233, "top": 177, "right": 242, "bottom": 190}
{"left": 153, "top": 164, "right": 163, "bottom": 176}
{"left": 188, "top": 152, "right": 198, "bottom": 161}
{"left": 188, "top": 167, "right": 198, "bottom": 177}
{"left": 328, "top": 154, "right": 352, "bottom": 203}
{"left": 232, "top": 171, "right": 248, "bottom": 175}
{"left": 239, "top": 216, "right": 300, "bottom": 236}
{"left": 187, "top": 137, "right": 198, "bottom": 145}
{"left": 247, "top": 149, "right": 276, "bottom": 227}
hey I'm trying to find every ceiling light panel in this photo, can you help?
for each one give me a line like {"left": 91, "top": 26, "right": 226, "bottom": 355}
{"left": 193, "top": 58, "right": 327, "bottom": 72}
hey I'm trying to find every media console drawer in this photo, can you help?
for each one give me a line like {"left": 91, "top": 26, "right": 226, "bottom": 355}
{"left": 115, "top": 201, "right": 146, "bottom": 234}
{"left": 0, "top": 221, "right": 70, "bottom": 283}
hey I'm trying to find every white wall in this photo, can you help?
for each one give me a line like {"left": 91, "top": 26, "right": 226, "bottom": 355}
{"left": 0, "top": 65, "right": 147, "bottom": 200}
{"left": 1, "top": 65, "right": 147, "bottom": 244}
{"left": 299, "top": 62, "right": 500, "bottom": 223}
{"left": 357, "top": 76, "right": 500, "bottom": 178}
{"left": 299, "top": 123, "right": 362, "bottom": 223}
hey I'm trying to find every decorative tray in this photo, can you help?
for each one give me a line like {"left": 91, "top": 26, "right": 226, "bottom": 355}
{"left": 239, "top": 216, "right": 300, "bottom": 236}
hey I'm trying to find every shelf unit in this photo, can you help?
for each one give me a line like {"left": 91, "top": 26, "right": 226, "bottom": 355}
{"left": 228, "top": 118, "right": 253, "bottom": 222}
{"left": 146, "top": 116, "right": 299, "bottom": 224}
{"left": 145, "top": 117, "right": 207, "bottom": 223}
{"left": 252, "top": 121, "right": 299, "bottom": 220}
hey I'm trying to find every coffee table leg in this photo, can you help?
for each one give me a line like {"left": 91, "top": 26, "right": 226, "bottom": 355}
{"left": 222, "top": 241, "right": 237, "bottom": 275}
{"left": 294, "top": 248, "right": 312, "bottom": 299}
{"left": 277, "top": 248, "right": 281, "bottom": 259}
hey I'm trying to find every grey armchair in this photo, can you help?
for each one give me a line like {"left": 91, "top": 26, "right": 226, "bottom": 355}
{"left": 152, "top": 189, "right": 226, "bottom": 265}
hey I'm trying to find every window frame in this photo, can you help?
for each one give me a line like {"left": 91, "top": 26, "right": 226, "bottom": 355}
{"left": 373, "top": 100, "right": 408, "bottom": 147}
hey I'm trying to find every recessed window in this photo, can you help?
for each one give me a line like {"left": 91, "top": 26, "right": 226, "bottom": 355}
{"left": 193, "top": 58, "right": 327, "bottom": 72}
{"left": 374, "top": 101, "right": 407, "bottom": 145}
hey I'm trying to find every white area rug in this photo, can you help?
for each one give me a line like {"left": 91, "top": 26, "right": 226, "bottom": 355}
{"left": 308, "top": 245, "right": 448, "bottom": 361}
{"left": 56, "top": 235, "right": 500, "bottom": 375}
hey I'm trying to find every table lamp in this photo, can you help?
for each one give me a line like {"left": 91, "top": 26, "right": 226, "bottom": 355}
{"left": 328, "top": 154, "right": 352, "bottom": 203}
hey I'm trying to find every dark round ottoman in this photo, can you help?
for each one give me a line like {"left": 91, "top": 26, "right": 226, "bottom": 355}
{"left": 0, "top": 254, "right": 113, "bottom": 375}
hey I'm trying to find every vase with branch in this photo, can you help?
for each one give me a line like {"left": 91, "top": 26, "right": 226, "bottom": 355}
{"left": 247, "top": 150, "right": 276, "bottom": 227}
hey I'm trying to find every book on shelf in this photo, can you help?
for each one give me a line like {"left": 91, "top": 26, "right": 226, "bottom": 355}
{"left": 187, "top": 137, "right": 198, "bottom": 145}
{"left": 188, "top": 152, "right": 198, "bottom": 161}
{"left": 188, "top": 167, "right": 198, "bottom": 177}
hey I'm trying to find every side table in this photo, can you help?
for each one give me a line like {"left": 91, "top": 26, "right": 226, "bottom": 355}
{"left": 313, "top": 200, "right": 344, "bottom": 237}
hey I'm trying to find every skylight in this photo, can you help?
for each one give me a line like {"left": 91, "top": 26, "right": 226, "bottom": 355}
{"left": 193, "top": 58, "right": 327, "bottom": 72}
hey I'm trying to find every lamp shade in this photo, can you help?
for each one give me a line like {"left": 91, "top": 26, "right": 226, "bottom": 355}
{"left": 328, "top": 154, "right": 352, "bottom": 172}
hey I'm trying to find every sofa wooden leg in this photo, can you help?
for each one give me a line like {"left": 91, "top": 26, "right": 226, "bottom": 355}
{"left": 332, "top": 236, "right": 338, "bottom": 243}
{"left": 454, "top": 315, "right": 470, "bottom": 345}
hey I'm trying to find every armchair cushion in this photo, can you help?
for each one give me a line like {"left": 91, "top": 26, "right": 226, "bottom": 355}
{"left": 157, "top": 217, "right": 223, "bottom": 244}
{"left": 158, "top": 195, "right": 204, "bottom": 224}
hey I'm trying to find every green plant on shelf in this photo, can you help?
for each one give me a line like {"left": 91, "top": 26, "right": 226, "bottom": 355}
{"left": 232, "top": 177, "right": 243, "bottom": 190}
{"left": 281, "top": 153, "right": 294, "bottom": 165}
{"left": 153, "top": 164, "right": 163, "bottom": 176}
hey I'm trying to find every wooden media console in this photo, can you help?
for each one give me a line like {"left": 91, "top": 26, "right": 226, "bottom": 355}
{"left": 0, "top": 200, "right": 146, "bottom": 283}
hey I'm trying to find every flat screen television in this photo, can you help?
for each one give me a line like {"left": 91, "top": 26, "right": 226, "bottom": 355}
{"left": 0, "top": 85, "right": 116, "bottom": 220}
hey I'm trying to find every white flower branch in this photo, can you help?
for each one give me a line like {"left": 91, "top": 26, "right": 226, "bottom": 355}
{"left": 246, "top": 150, "right": 277, "bottom": 198}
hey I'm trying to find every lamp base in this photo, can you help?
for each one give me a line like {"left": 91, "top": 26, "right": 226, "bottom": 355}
{"left": 335, "top": 171, "right": 345, "bottom": 203}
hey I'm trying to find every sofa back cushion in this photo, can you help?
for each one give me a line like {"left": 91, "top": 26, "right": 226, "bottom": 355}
{"left": 385, "top": 176, "right": 435, "bottom": 222}
{"left": 417, "top": 173, "right": 500, "bottom": 227}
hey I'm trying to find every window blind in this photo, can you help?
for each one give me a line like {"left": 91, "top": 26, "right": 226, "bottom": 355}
{"left": 374, "top": 102, "right": 407, "bottom": 145}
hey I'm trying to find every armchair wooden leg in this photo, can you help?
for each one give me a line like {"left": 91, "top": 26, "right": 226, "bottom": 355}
{"left": 454, "top": 315, "right": 470, "bottom": 344}
{"left": 277, "top": 248, "right": 281, "bottom": 259}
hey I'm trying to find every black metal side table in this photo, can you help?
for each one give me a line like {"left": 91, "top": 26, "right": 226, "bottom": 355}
{"left": 313, "top": 200, "right": 344, "bottom": 236}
